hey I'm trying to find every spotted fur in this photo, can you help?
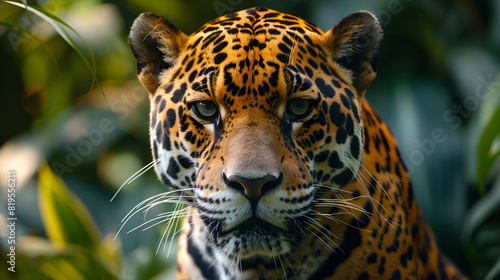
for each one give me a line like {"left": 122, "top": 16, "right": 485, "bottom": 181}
{"left": 129, "top": 7, "right": 467, "bottom": 280}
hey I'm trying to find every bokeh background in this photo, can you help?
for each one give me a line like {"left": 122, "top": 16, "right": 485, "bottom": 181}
{"left": 1, "top": 0, "right": 499, "bottom": 279}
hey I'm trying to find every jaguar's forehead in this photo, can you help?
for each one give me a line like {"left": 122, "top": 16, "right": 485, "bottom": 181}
{"left": 187, "top": 8, "right": 323, "bottom": 68}
{"left": 177, "top": 7, "right": 328, "bottom": 106}
{"left": 190, "top": 7, "right": 324, "bottom": 46}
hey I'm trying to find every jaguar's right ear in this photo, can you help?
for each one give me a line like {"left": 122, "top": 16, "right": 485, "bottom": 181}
{"left": 129, "top": 12, "right": 188, "bottom": 95}
{"left": 323, "top": 11, "right": 383, "bottom": 95}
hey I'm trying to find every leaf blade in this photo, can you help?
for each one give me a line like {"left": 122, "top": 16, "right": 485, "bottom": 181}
{"left": 477, "top": 105, "right": 500, "bottom": 194}
{"left": 38, "top": 163, "right": 101, "bottom": 248}
{"left": 4, "top": 0, "right": 106, "bottom": 101}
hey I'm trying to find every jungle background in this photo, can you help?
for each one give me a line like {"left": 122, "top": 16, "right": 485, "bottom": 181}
{"left": 0, "top": 0, "right": 499, "bottom": 279}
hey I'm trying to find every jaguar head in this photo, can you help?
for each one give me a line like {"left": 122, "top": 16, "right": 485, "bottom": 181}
{"left": 129, "top": 7, "right": 382, "bottom": 260}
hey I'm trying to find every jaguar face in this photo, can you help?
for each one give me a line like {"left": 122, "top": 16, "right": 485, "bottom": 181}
{"left": 129, "top": 7, "right": 382, "bottom": 260}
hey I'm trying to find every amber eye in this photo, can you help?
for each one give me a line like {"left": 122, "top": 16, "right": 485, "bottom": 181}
{"left": 287, "top": 99, "right": 311, "bottom": 117}
{"left": 193, "top": 101, "right": 218, "bottom": 120}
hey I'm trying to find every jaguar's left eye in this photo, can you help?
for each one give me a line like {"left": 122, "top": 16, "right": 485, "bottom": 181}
{"left": 287, "top": 99, "right": 314, "bottom": 119}
{"left": 192, "top": 101, "right": 218, "bottom": 120}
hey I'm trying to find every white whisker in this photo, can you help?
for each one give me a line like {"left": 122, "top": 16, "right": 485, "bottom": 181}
{"left": 114, "top": 188, "right": 195, "bottom": 241}
{"left": 347, "top": 155, "right": 393, "bottom": 206}
{"left": 110, "top": 158, "right": 161, "bottom": 202}
{"left": 303, "top": 218, "right": 339, "bottom": 253}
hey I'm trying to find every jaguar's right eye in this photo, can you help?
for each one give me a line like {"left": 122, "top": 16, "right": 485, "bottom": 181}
{"left": 191, "top": 101, "right": 218, "bottom": 121}
{"left": 285, "top": 99, "right": 315, "bottom": 122}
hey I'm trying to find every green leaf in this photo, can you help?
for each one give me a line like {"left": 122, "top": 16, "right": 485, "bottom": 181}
{"left": 39, "top": 253, "right": 118, "bottom": 280}
{"left": 18, "top": 251, "right": 119, "bottom": 280}
{"left": 15, "top": 256, "right": 58, "bottom": 280}
{"left": 485, "top": 257, "right": 500, "bottom": 280}
{"left": 3, "top": 0, "right": 106, "bottom": 101}
{"left": 477, "top": 105, "right": 500, "bottom": 194}
{"left": 38, "top": 163, "right": 101, "bottom": 248}
{"left": 462, "top": 176, "right": 500, "bottom": 243}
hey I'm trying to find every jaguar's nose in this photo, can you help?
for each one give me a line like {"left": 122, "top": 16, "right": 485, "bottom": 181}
{"left": 223, "top": 173, "right": 283, "bottom": 201}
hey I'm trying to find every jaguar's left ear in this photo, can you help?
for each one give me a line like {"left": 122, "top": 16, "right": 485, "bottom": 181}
{"left": 324, "top": 11, "right": 383, "bottom": 95}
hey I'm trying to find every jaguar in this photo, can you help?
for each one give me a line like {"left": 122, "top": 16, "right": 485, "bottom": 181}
{"left": 128, "top": 6, "right": 468, "bottom": 279}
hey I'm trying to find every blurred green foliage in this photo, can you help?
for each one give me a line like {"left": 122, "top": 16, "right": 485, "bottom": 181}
{"left": 0, "top": 0, "right": 499, "bottom": 279}
{"left": 18, "top": 162, "right": 121, "bottom": 279}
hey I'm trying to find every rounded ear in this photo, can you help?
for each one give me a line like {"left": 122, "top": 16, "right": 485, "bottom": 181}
{"left": 129, "top": 12, "right": 188, "bottom": 94}
{"left": 324, "top": 11, "right": 383, "bottom": 94}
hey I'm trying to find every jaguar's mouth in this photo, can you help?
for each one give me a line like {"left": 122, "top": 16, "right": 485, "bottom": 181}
{"left": 223, "top": 216, "right": 282, "bottom": 236}
{"left": 213, "top": 216, "right": 293, "bottom": 259}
